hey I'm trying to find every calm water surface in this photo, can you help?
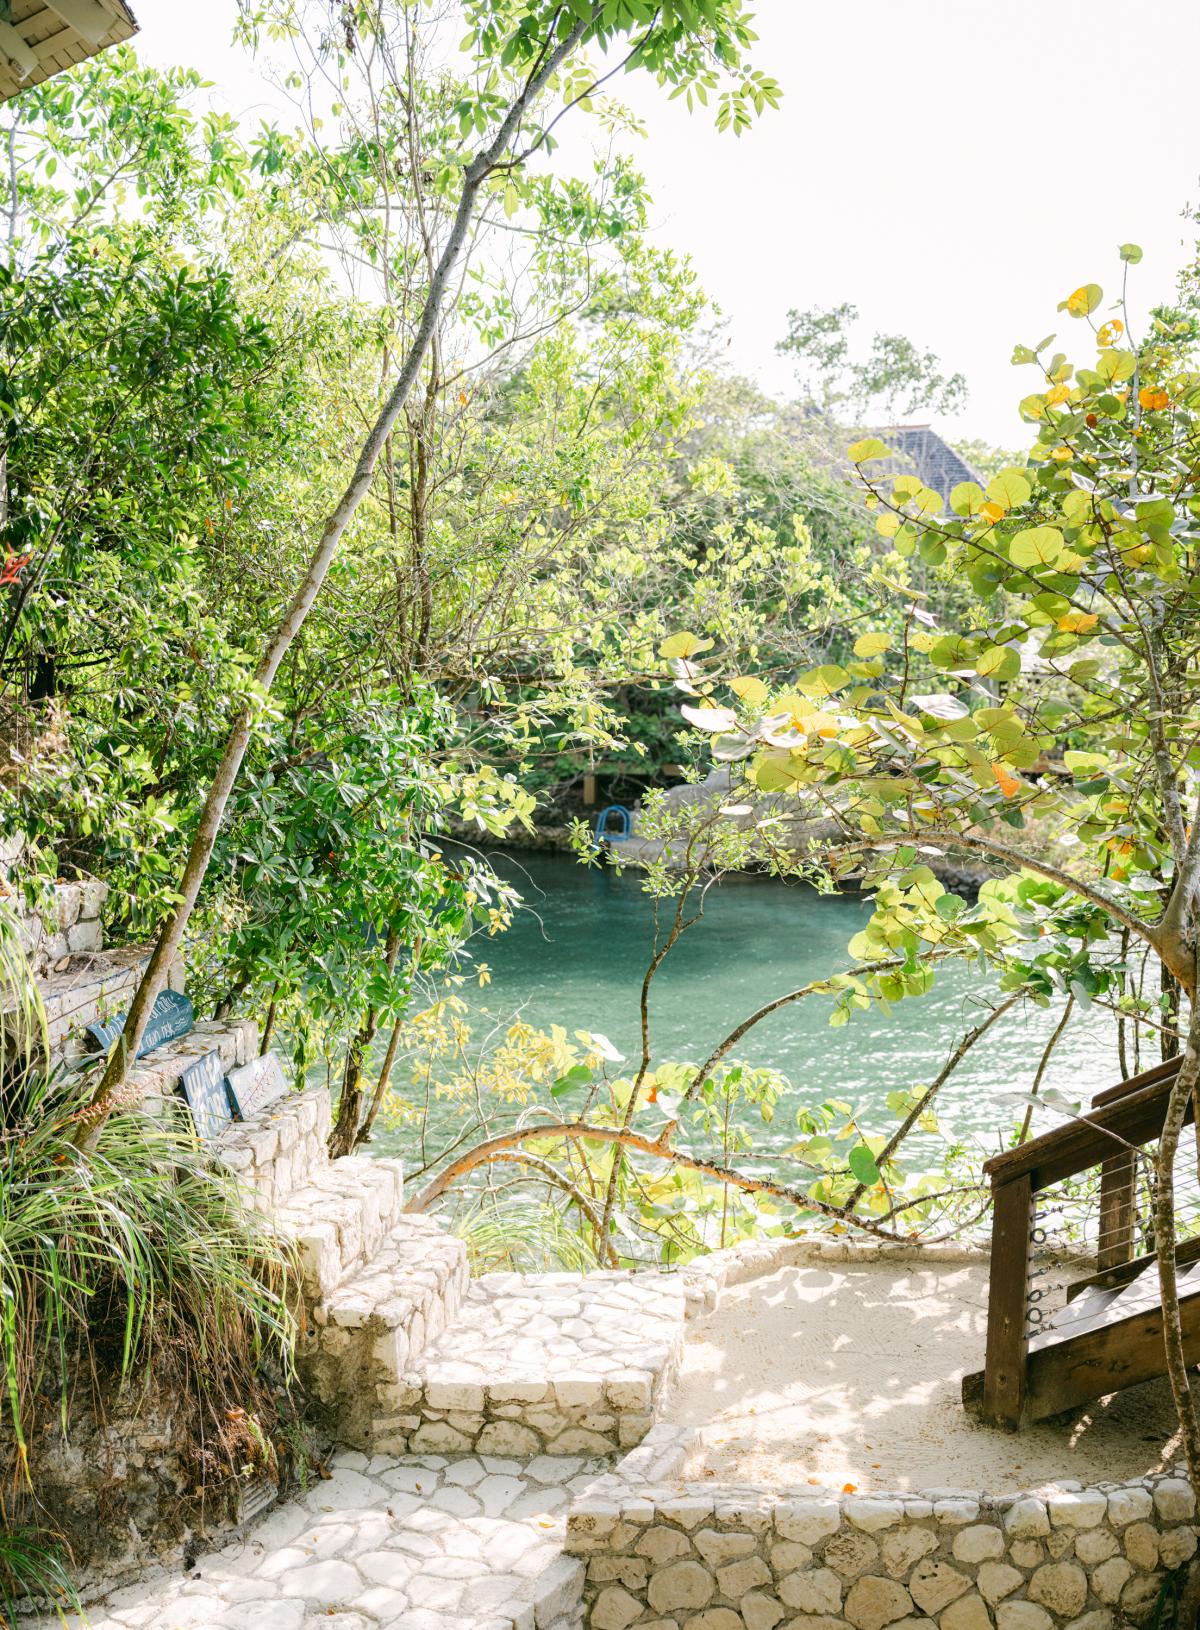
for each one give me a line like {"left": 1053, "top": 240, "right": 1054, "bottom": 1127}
{"left": 376, "top": 849, "right": 1127, "bottom": 1168}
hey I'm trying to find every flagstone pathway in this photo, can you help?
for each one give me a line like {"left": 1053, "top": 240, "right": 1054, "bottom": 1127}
{"left": 42, "top": 1450, "right": 600, "bottom": 1630}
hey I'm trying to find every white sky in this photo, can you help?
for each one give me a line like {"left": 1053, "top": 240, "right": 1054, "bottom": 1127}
{"left": 132, "top": 0, "right": 1200, "bottom": 446}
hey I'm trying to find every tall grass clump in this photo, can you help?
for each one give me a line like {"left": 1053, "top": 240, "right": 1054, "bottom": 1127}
{"left": 0, "top": 900, "right": 299, "bottom": 1593}
{"left": 0, "top": 1527, "right": 80, "bottom": 1628}
{"left": 0, "top": 1060, "right": 298, "bottom": 1476}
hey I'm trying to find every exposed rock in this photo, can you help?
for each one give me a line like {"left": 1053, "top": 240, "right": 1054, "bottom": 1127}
{"left": 844, "top": 1574, "right": 916, "bottom": 1630}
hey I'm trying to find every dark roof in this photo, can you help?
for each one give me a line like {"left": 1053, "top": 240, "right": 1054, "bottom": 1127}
{"left": 868, "top": 424, "right": 980, "bottom": 501}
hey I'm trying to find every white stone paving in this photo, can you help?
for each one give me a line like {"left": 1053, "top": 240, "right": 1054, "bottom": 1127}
{"left": 377, "top": 1271, "right": 690, "bottom": 1458}
{"left": 33, "top": 1451, "right": 600, "bottom": 1630}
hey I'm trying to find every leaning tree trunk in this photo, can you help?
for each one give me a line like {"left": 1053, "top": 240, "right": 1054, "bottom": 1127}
{"left": 74, "top": 12, "right": 595, "bottom": 1141}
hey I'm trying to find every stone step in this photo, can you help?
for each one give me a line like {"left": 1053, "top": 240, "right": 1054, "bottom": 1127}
{"left": 301, "top": 1213, "right": 470, "bottom": 1446}
{"left": 38, "top": 1447, "right": 595, "bottom": 1630}
{"left": 276, "top": 1152, "right": 408, "bottom": 1296}
{"left": 374, "top": 1269, "right": 690, "bottom": 1460}
{"left": 6, "top": 943, "right": 170, "bottom": 1056}
{"left": 123, "top": 1016, "right": 260, "bottom": 1116}
{"left": 213, "top": 1081, "right": 333, "bottom": 1212}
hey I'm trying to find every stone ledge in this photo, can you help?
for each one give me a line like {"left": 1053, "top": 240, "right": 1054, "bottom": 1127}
{"left": 568, "top": 1463, "right": 1196, "bottom": 1630}
{"left": 214, "top": 1080, "right": 332, "bottom": 1210}
{"left": 9, "top": 943, "right": 184, "bottom": 1054}
{"left": 677, "top": 1233, "right": 991, "bottom": 1315}
{"left": 380, "top": 1271, "right": 691, "bottom": 1462}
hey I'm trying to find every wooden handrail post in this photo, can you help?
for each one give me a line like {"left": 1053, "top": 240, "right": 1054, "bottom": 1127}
{"left": 982, "top": 1173, "right": 1033, "bottom": 1429}
{"left": 1097, "top": 1149, "right": 1136, "bottom": 1270}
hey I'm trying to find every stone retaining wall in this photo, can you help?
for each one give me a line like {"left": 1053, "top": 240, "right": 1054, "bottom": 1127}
{"left": 212, "top": 1077, "right": 332, "bottom": 1210}
{"left": 563, "top": 1236, "right": 1195, "bottom": 1630}
{"left": 569, "top": 1456, "right": 1196, "bottom": 1630}
{"left": 14, "top": 877, "right": 107, "bottom": 972}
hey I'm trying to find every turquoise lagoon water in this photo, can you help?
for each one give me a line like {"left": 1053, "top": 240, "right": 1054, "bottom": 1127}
{"left": 373, "top": 849, "right": 1126, "bottom": 1170}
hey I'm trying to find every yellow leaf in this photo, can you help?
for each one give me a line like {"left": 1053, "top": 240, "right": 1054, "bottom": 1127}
{"left": 730, "top": 675, "right": 769, "bottom": 704}
{"left": 848, "top": 437, "right": 891, "bottom": 462}
{"left": 992, "top": 762, "right": 1022, "bottom": 798}
{"left": 800, "top": 711, "right": 841, "bottom": 738}
{"left": 659, "top": 631, "right": 714, "bottom": 660}
{"left": 1097, "top": 319, "right": 1124, "bottom": 347}
{"left": 1056, "top": 611, "right": 1099, "bottom": 633}
{"left": 1060, "top": 282, "right": 1103, "bottom": 317}
{"left": 1045, "top": 383, "right": 1070, "bottom": 406}
{"left": 980, "top": 501, "right": 1006, "bottom": 524}
{"left": 774, "top": 692, "right": 817, "bottom": 720}
{"left": 853, "top": 632, "right": 892, "bottom": 658}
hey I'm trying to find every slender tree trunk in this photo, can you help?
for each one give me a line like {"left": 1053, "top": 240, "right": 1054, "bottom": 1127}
{"left": 259, "top": 988, "right": 280, "bottom": 1056}
{"left": 1018, "top": 994, "right": 1075, "bottom": 1145}
{"left": 404, "top": 1117, "right": 973, "bottom": 1244}
{"left": 74, "top": 14, "right": 594, "bottom": 1140}
{"left": 1161, "top": 961, "right": 1182, "bottom": 1062}
{"left": 329, "top": 930, "right": 400, "bottom": 1158}
{"left": 360, "top": 1014, "right": 405, "bottom": 1144}
{"left": 409, "top": 336, "right": 439, "bottom": 670}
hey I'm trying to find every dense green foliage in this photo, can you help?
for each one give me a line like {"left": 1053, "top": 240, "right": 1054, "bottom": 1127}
{"left": 12, "top": 5, "right": 1200, "bottom": 1574}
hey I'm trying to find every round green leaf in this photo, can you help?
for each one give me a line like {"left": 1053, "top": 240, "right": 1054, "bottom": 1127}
{"left": 976, "top": 645, "right": 1021, "bottom": 682}
{"left": 854, "top": 632, "right": 892, "bottom": 658}
{"left": 950, "top": 480, "right": 985, "bottom": 516}
{"left": 986, "top": 470, "right": 1032, "bottom": 510}
{"left": 848, "top": 437, "right": 891, "bottom": 463}
{"left": 1010, "top": 526, "right": 1064, "bottom": 569}
{"left": 848, "top": 1144, "right": 881, "bottom": 1186}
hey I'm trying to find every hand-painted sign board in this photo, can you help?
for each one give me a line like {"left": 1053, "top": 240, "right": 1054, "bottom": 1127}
{"left": 178, "top": 1048, "right": 234, "bottom": 1141}
{"left": 225, "top": 1051, "right": 288, "bottom": 1121}
{"left": 85, "top": 988, "right": 194, "bottom": 1058}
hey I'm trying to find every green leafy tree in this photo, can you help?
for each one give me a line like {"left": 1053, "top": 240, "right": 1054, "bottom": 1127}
{"left": 669, "top": 246, "right": 1200, "bottom": 1482}
{"left": 778, "top": 301, "right": 968, "bottom": 421}
{"left": 75, "top": 0, "right": 777, "bottom": 1131}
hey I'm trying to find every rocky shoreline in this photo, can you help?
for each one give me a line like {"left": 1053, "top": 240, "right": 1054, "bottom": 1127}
{"left": 457, "top": 819, "right": 994, "bottom": 894}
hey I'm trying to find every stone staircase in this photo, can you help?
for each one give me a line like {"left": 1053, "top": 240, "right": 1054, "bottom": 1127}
{"left": 8, "top": 880, "right": 701, "bottom": 1629}
{"left": 288, "top": 1153, "right": 690, "bottom": 1463}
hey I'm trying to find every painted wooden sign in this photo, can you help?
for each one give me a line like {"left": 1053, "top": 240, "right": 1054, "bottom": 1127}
{"left": 178, "top": 1048, "right": 234, "bottom": 1141}
{"left": 225, "top": 1050, "right": 288, "bottom": 1121}
{"left": 85, "top": 988, "right": 194, "bottom": 1058}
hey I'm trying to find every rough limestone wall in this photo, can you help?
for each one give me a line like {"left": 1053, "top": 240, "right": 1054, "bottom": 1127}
{"left": 568, "top": 1464, "right": 1198, "bottom": 1630}
{"left": 212, "top": 1081, "right": 333, "bottom": 1211}
{"left": 15, "top": 877, "right": 107, "bottom": 971}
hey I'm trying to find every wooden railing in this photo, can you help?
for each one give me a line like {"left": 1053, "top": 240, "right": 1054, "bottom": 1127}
{"left": 969, "top": 1055, "right": 1186, "bottom": 1429}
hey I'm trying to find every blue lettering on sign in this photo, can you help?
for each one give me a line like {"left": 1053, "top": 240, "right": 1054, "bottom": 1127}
{"left": 178, "top": 1048, "right": 233, "bottom": 1141}
{"left": 86, "top": 989, "right": 194, "bottom": 1058}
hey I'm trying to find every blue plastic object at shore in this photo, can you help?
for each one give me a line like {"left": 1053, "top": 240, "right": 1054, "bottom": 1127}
{"left": 593, "top": 804, "right": 631, "bottom": 845}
